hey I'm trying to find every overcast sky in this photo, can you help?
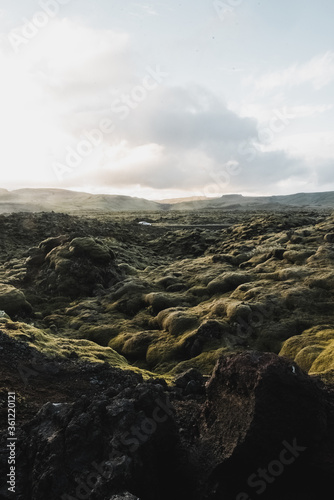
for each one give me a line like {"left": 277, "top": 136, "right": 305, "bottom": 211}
{"left": 0, "top": 0, "right": 333, "bottom": 199}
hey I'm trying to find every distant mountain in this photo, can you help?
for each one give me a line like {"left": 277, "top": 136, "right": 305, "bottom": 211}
{"left": 156, "top": 196, "right": 209, "bottom": 204}
{"left": 170, "top": 192, "right": 334, "bottom": 210}
{"left": 0, "top": 188, "right": 334, "bottom": 214}
{"left": 0, "top": 189, "right": 165, "bottom": 213}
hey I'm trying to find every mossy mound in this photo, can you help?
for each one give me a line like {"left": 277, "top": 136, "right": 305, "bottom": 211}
{"left": 0, "top": 283, "right": 32, "bottom": 317}
{"left": 156, "top": 308, "right": 199, "bottom": 336}
{"left": 206, "top": 272, "right": 254, "bottom": 296}
{"left": 68, "top": 237, "right": 115, "bottom": 264}
{"left": 144, "top": 292, "right": 180, "bottom": 314}
{"left": 280, "top": 326, "right": 334, "bottom": 383}
{"left": 79, "top": 325, "right": 120, "bottom": 346}
{"left": 283, "top": 249, "right": 315, "bottom": 264}
{"left": 168, "top": 348, "right": 226, "bottom": 376}
{"left": 109, "top": 330, "right": 160, "bottom": 361}
{"left": 0, "top": 318, "right": 129, "bottom": 368}
{"left": 26, "top": 236, "right": 121, "bottom": 298}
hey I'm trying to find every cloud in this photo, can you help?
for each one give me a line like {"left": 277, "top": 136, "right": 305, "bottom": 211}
{"left": 113, "top": 85, "right": 258, "bottom": 148}
{"left": 0, "top": 15, "right": 330, "bottom": 197}
{"left": 28, "top": 19, "right": 134, "bottom": 100}
{"left": 289, "top": 104, "right": 333, "bottom": 118}
{"left": 248, "top": 52, "right": 334, "bottom": 92}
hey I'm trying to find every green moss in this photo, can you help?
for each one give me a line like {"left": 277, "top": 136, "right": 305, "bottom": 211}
{"left": 280, "top": 327, "right": 334, "bottom": 383}
{"left": 146, "top": 334, "right": 181, "bottom": 368}
{"left": 187, "top": 286, "right": 208, "bottom": 298}
{"left": 294, "top": 345, "right": 324, "bottom": 372}
{"left": 109, "top": 330, "right": 160, "bottom": 361}
{"left": 79, "top": 325, "right": 120, "bottom": 346}
{"left": 253, "top": 336, "right": 283, "bottom": 354}
{"left": 156, "top": 308, "right": 199, "bottom": 336}
{"left": 206, "top": 272, "right": 253, "bottom": 296}
{"left": 168, "top": 348, "right": 226, "bottom": 376}
{"left": 144, "top": 292, "right": 179, "bottom": 314}
{"left": 309, "top": 340, "right": 334, "bottom": 374}
{"left": 2, "top": 319, "right": 128, "bottom": 367}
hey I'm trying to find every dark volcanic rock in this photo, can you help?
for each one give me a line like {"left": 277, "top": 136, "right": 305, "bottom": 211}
{"left": 196, "top": 352, "right": 332, "bottom": 500}
{"left": 10, "top": 382, "right": 189, "bottom": 500}
{"left": 1, "top": 349, "right": 333, "bottom": 500}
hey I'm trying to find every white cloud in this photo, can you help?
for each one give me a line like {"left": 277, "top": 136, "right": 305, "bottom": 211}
{"left": 248, "top": 52, "right": 334, "bottom": 92}
{"left": 266, "top": 131, "right": 334, "bottom": 161}
{"left": 0, "top": 18, "right": 135, "bottom": 186}
{"left": 0, "top": 14, "right": 332, "bottom": 197}
{"left": 289, "top": 104, "right": 333, "bottom": 118}
{"left": 28, "top": 19, "right": 133, "bottom": 100}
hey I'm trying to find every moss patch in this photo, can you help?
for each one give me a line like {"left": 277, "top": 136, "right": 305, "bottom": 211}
{"left": 280, "top": 326, "right": 334, "bottom": 383}
{"left": 0, "top": 318, "right": 143, "bottom": 372}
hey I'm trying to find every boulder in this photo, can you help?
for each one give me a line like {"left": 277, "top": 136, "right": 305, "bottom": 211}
{"left": 13, "top": 383, "right": 188, "bottom": 500}
{"left": 196, "top": 352, "right": 330, "bottom": 499}
{"left": 68, "top": 237, "right": 115, "bottom": 265}
{"left": 0, "top": 283, "right": 32, "bottom": 316}
{"left": 25, "top": 247, "right": 45, "bottom": 267}
{"left": 28, "top": 236, "right": 121, "bottom": 298}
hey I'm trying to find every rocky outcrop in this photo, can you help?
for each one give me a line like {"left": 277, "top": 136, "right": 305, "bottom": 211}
{"left": 25, "top": 236, "right": 121, "bottom": 298}
{"left": 5, "top": 378, "right": 189, "bottom": 500}
{"left": 1, "top": 349, "right": 333, "bottom": 500}
{"left": 195, "top": 352, "right": 332, "bottom": 499}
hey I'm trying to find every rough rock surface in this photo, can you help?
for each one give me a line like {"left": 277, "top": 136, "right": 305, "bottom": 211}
{"left": 1, "top": 339, "right": 334, "bottom": 500}
{"left": 196, "top": 352, "right": 332, "bottom": 499}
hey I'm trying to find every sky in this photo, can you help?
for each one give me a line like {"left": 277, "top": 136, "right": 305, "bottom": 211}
{"left": 0, "top": 0, "right": 333, "bottom": 200}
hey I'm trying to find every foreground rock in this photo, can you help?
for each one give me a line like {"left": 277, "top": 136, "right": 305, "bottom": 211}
{"left": 196, "top": 352, "right": 332, "bottom": 499}
{"left": 1, "top": 346, "right": 333, "bottom": 500}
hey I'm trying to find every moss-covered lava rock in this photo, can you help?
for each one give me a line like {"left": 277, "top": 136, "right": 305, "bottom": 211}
{"left": 26, "top": 236, "right": 121, "bottom": 298}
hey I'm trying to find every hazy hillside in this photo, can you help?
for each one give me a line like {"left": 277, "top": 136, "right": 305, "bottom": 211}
{"left": 0, "top": 188, "right": 164, "bottom": 213}
{"left": 171, "top": 192, "right": 334, "bottom": 210}
{"left": 1, "top": 188, "right": 334, "bottom": 213}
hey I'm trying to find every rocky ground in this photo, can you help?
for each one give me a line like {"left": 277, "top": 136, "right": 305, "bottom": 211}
{"left": 0, "top": 209, "right": 334, "bottom": 499}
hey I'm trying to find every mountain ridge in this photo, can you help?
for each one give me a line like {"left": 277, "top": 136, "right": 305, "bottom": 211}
{"left": 1, "top": 188, "right": 334, "bottom": 213}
